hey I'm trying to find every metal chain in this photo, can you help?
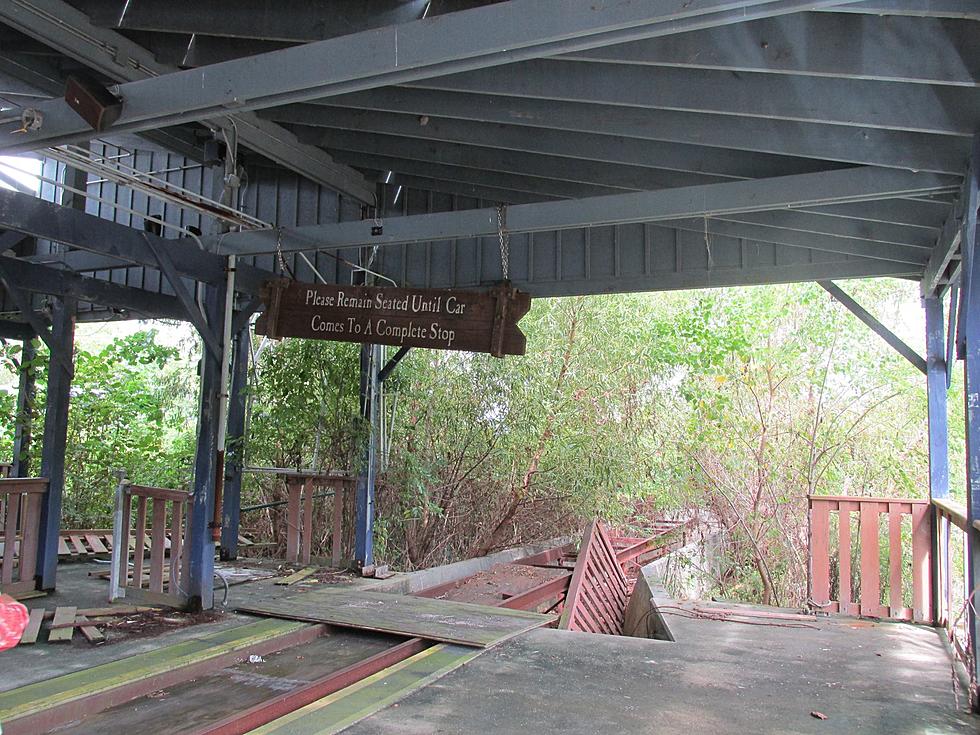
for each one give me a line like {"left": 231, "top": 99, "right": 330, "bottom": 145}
{"left": 275, "top": 227, "right": 290, "bottom": 276}
{"left": 496, "top": 205, "right": 510, "bottom": 281}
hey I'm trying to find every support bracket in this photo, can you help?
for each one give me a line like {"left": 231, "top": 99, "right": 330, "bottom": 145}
{"left": 378, "top": 346, "right": 411, "bottom": 383}
{"left": 143, "top": 234, "right": 223, "bottom": 361}
{"left": 818, "top": 280, "right": 927, "bottom": 375}
{"left": 0, "top": 257, "right": 73, "bottom": 377}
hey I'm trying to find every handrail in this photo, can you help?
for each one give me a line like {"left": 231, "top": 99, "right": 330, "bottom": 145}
{"left": 0, "top": 477, "right": 49, "bottom": 494}
{"left": 932, "top": 496, "right": 968, "bottom": 531}
{"left": 810, "top": 494, "right": 929, "bottom": 505}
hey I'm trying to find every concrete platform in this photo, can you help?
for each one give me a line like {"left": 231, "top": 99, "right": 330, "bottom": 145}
{"left": 344, "top": 605, "right": 977, "bottom": 734}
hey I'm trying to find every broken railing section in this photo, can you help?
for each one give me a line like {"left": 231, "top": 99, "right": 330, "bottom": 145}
{"left": 413, "top": 517, "right": 693, "bottom": 635}
{"left": 0, "top": 478, "right": 48, "bottom": 598}
{"left": 109, "top": 479, "right": 190, "bottom": 607}
{"left": 807, "top": 495, "right": 932, "bottom": 622}
{"left": 933, "top": 496, "right": 978, "bottom": 681}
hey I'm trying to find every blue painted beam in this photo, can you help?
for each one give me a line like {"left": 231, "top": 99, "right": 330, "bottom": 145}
{"left": 959, "top": 134, "right": 980, "bottom": 705}
{"left": 34, "top": 296, "right": 75, "bottom": 590}
{"left": 220, "top": 325, "right": 250, "bottom": 562}
{"left": 819, "top": 280, "right": 927, "bottom": 374}
{"left": 185, "top": 284, "right": 224, "bottom": 610}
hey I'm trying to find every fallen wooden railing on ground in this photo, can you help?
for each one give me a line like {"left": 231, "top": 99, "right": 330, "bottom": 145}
{"left": 0, "top": 478, "right": 48, "bottom": 599}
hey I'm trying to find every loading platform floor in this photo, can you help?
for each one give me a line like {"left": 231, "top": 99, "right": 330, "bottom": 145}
{"left": 1, "top": 564, "right": 976, "bottom": 733}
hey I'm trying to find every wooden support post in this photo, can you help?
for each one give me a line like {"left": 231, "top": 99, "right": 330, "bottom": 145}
{"left": 186, "top": 283, "right": 224, "bottom": 611}
{"left": 301, "top": 479, "right": 313, "bottom": 565}
{"left": 220, "top": 325, "right": 250, "bottom": 561}
{"left": 285, "top": 479, "right": 301, "bottom": 563}
{"left": 925, "top": 295, "right": 949, "bottom": 624}
{"left": 332, "top": 481, "right": 344, "bottom": 568}
{"left": 959, "top": 135, "right": 980, "bottom": 707}
{"left": 34, "top": 296, "right": 75, "bottom": 590}
{"left": 354, "top": 343, "right": 381, "bottom": 569}
{"left": 11, "top": 337, "right": 36, "bottom": 478}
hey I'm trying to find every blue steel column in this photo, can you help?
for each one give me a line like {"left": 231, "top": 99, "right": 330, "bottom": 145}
{"left": 354, "top": 343, "right": 380, "bottom": 568}
{"left": 35, "top": 296, "right": 75, "bottom": 590}
{"left": 186, "top": 283, "right": 224, "bottom": 610}
{"left": 959, "top": 139, "right": 980, "bottom": 706}
{"left": 924, "top": 296, "right": 949, "bottom": 624}
{"left": 220, "top": 325, "right": 250, "bottom": 561}
{"left": 11, "top": 337, "right": 36, "bottom": 477}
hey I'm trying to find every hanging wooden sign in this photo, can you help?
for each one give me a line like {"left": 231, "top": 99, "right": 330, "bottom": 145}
{"left": 255, "top": 280, "right": 531, "bottom": 357}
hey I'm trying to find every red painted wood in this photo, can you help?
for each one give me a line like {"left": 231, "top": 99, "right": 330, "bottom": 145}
{"left": 18, "top": 493, "right": 40, "bottom": 582}
{"left": 332, "top": 482, "right": 344, "bottom": 568}
{"left": 809, "top": 500, "right": 831, "bottom": 606}
{"left": 149, "top": 499, "right": 167, "bottom": 593}
{"left": 301, "top": 479, "right": 313, "bottom": 566}
{"left": 838, "top": 502, "right": 853, "bottom": 614}
{"left": 888, "top": 503, "right": 903, "bottom": 616}
{"left": 133, "top": 496, "right": 147, "bottom": 588}
{"left": 859, "top": 502, "right": 882, "bottom": 617}
{"left": 169, "top": 500, "right": 184, "bottom": 595}
{"left": 285, "top": 481, "right": 301, "bottom": 563}
{"left": 559, "top": 520, "right": 628, "bottom": 634}
{"left": 911, "top": 503, "right": 932, "bottom": 623}
{"left": 118, "top": 491, "right": 132, "bottom": 585}
{"left": 1, "top": 492, "right": 16, "bottom": 585}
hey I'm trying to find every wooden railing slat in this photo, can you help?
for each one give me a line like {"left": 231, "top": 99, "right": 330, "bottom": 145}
{"left": 133, "top": 496, "right": 147, "bottom": 588}
{"left": 18, "top": 493, "right": 40, "bottom": 581}
{"left": 859, "top": 502, "right": 882, "bottom": 617}
{"left": 809, "top": 501, "right": 831, "bottom": 606}
{"left": 169, "top": 500, "right": 184, "bottom": 595}
{"left": 1, "top": 493, "right": 16, "bottom": 584}
{"left": 888, "top": 503, "right": 904, "bottom": 616}
{"left": 911, "top": 503, "right": 932, "bottom": 623}
{"left": 149, "top": 499, "right": 167, "bottom": 593}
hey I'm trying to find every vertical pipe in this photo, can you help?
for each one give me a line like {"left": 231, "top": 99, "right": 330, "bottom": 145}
{"left": 34, "top": 296, "right": 75, "bottom": 590}
{"left": 220, "top": 325, "right": 250, "bottom": 561}
{"left": 925, "top": 296, "right": 950, "bottom": 625}
{"left": 959, "top": 137, "right": 980, "bottom": 708}
{"left": 187, "top": 283, "right": 224, "bottom": 610}
{"left": 11, "top": 336, "right": 36, "bottom": 478}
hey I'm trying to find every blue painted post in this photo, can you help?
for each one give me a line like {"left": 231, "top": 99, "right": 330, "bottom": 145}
{"left": 925, "top": 296, "right": 950, "bottom": 623}
{"left": 959, "top": 140, "right": 980, "bottom": 707}
{"left": 35, "top": 296, "right": 75, "bottom": 590}
{"left": 354, "top": 343, "right": 381, "bottom": 569}
{"left": 186, "top": 283, "right": 224, "bottom": 610}
{"left": 12, "top": 336, "right": 36, "bottom": 478}
{"left": 220, "top": 325, "right": 250, "bottom": 561}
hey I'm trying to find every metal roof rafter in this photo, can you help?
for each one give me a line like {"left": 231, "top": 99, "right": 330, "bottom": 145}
{"left": 0, "top": 0, "right": 863, "bottom": 155}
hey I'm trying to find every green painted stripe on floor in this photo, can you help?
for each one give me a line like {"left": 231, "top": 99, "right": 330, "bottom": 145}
{"left": 247, "top": 643, "right": 481, "bottom": 735}
{"left": 0, "top": 618, "right": 308, "bottom": 722}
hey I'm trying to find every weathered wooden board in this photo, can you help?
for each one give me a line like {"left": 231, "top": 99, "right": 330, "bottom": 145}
{"left": 47, "top": 606, "right": 77, "bottom": 643}
{"left": 256, "top": 281, "right": 531, "bottom": 356}
{"left": 237, "top": 587, "right": 555, "bottom": 648}
{"left": 18, "top": 608, "right": 44, "bottom": 645}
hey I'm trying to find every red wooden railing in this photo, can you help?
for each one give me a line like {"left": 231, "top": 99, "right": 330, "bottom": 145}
{"left": 282, "top": 473, "right": 354, "bottom": 567}
{"left": 933, "top": 496, "right": 975, "bottom": 672}
{"left": 808, "top": 495, "right": 932, "bottom": 623}
{"left": 110, "top": 482, "right": 190, "bottom": 607}
{"left": 0, "top": 477, "right": 47, "bottom": 598}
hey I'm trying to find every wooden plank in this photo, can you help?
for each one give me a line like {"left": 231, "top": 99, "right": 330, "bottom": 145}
{"left": 17, "top": 494, "right": 38, "bottom": 583}
{"left": 2, "top": 489, "right": 17, "bottom": 584}
{"left": 18, "top": 608, "right": 44, "bottom": 645}
{"left": 244, "top": 643, "right": 480, "bottom": 735}
{"left": 275, "top": 566, "right": 317, "bottom": 586}
{"left": 84, "top": 533, "right": 108, "bottom": 554}
{"left": 0, "top": 619, "right": 319, "bottom": 732}
{"left": 149, "top": 499, "right": 167, "bottom": 593}
{"left": 237, "top": 586, "right": 555, "bottom": 648}
{"left": 75, "top": 615, "right": 105, "bottom": 644}
{"left": 132, "top": 496, "right": 147, "bottom": 588}
{"left": 57, "top": 536, "right": 71, "bottom": 556}
{"left": 118, "top": 491, "right": 132, "bottom": 585}
{"left": 888, "top": 503, "right": 904, "bottom": 616}
{"left": 301, "top": 480, "right": 314, "bottom": 565}
{"left": 332, "top": 484, "right": 343, "bottom": 568}
{"left": 911, "top": 502, "right": 933, "bottom": 623}
{"left": 68, "top": 534, "right": 88, "bottom": 556}
{"left": 285, "top": 481, "right": 301, "bottom": 563}
{"left": 810, "top": 501, "right": 831, "bottom": 606}
{"left": 859, "top": 502, "right": 882, "bottom": 617}
{"left": 169, "top": 500, "right": 184, "bottom": 595}
{"left": 838, "top": 502, "right": 853, "bottom": 614}
{"left": 47, "top": 606, "right": 77, "bottom": 643}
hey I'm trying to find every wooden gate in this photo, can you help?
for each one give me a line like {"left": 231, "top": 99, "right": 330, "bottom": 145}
{"left": 559, "top": 519, "right": 629, "bottom": 634}
{"left": 808, "top": 495, "right": 932, "bottom": 622}
{"left": 0, "top": 478, "right": 47, "bottom": 597}
{"left": 110, "top": 482, "right": 190, "bottom": 607}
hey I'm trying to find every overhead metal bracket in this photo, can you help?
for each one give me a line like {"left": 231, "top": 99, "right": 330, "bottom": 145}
{"left": 378, "top": 346, "right": 411, "bottom": 383}
{"left": 0, "top": 257, "right": 73, "bottom": 377}
{"left": 142, "top": 234, "right": 223, "bottom": 361}
{"left": 818, "top": 280, "right": 927, "bottom": 374}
